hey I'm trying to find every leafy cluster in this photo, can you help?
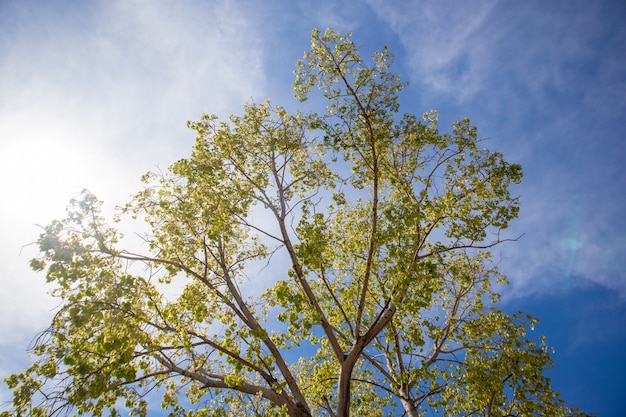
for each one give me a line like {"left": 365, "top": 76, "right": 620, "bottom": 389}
{"left": 2, "top": 29, "right": 587, "bottom": 417}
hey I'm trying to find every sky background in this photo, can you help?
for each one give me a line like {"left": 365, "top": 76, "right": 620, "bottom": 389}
{"left": 1, "top": 0, "right": 625, "bottom": 415}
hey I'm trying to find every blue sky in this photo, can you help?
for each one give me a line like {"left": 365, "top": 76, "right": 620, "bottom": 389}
{"left": 1, "top": 0, "right": 625, "bottom": 415}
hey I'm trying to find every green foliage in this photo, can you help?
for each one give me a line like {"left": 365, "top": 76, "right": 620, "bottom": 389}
{"left": 2, "top": 28, "right": 586, "bottom": 417}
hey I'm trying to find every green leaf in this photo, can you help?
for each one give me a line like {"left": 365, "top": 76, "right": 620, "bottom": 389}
{"left": 2, "top": 27, "right": 586, "bottom": 417}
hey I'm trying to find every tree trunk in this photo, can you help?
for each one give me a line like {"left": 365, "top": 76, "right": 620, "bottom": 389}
{"left": 399, "top": 396, "right": 420, "bottom": 417}
{"left": 336, "top": 360, "right": 354, "bottom": 417}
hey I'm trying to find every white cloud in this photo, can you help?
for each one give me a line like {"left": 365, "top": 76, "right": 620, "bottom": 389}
{"left": 366, "top": 0, "right": 499, "bottom": 100}
{"left": 296, "top": 0, "right": 366, "bottom": 33}
{"left": 498, "top": 154, "right": 626, "bottom": 300}
{"left": 0, "top": 0, "right": 272, "bottom": 376}
{"left": 367, "top": 0, "right": 614, "bottom": 106}
{"left": 366, "top": 0, "right": 626, "bottom": 299}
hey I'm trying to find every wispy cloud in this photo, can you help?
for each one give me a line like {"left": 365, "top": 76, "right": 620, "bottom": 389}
{"left": 297, "top": 0, "right": 369, "bottom": 33}
{"left": 367, "top": 0, "right": 626, "bottom": 298}
{"left": 0, "top": 0, "right": 272, "bottom": 355}
{"left": 366, "top": 0, "right": 499, "bottom": 100}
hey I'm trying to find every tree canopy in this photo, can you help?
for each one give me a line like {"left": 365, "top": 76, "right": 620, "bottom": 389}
{"left": 2, "top": 28, "right": 586, "bottom": 417}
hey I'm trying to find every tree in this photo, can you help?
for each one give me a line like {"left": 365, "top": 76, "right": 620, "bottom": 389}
{"left": 3, "top": 28, "right": 586, "bottom": 417}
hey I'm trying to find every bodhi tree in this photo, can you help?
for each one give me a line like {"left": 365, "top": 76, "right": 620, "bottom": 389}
{"left": 3, "top": 29, "right": 586, "bottom": 417}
